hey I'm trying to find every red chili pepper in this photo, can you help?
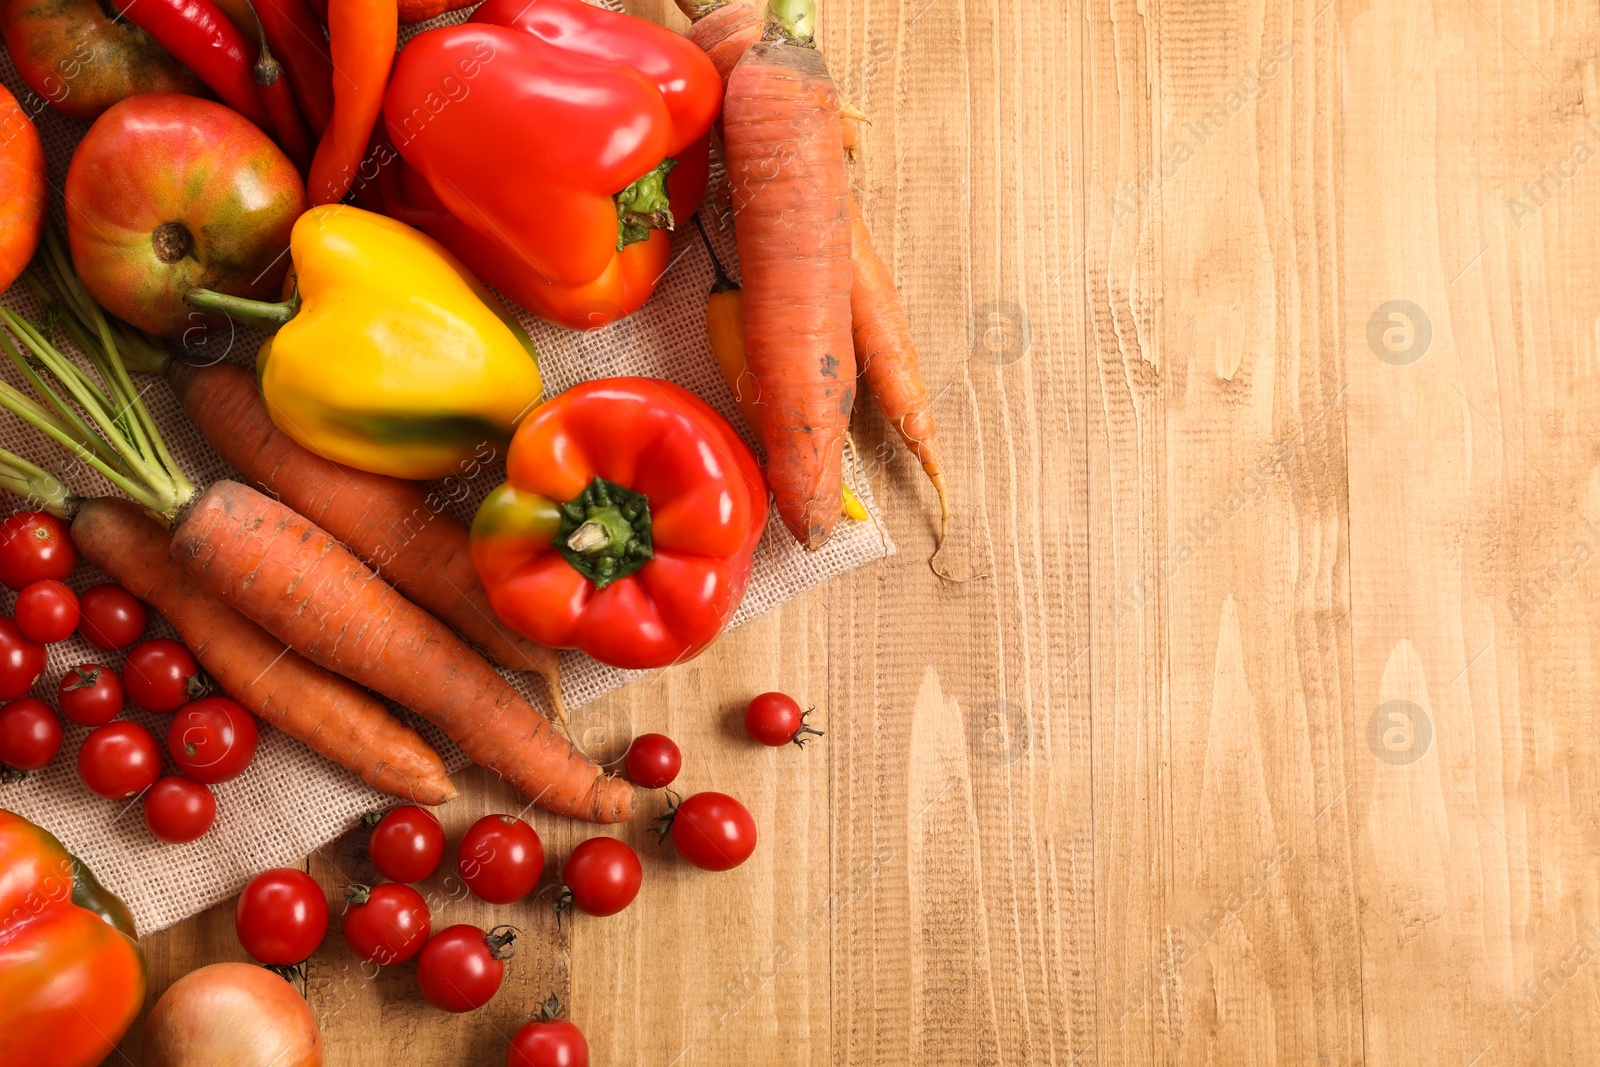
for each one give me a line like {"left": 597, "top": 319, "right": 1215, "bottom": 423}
{"left": 246, "top": 5, "right": 312, "bottom": 172}
{"left": 308, "top": 0, "right": 396, "bottom": 205}
{"left": 120, "top": 0, "right": 272, "bottom": 129}
{"left": 469, "top": 378, "right": 768, "bottom": 670}
{"left": 254, "top": 0, "right": 336, "bottom": 136}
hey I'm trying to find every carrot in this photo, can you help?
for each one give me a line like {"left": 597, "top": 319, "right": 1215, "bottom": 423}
{"left": 680, "top": 0, "right": 863, "bottom": 152}
{"left": 70, "top": 496, "right": 457, "bottom": 805}
{"left": 170, "top": 480, "right": 633, "bottom": 824}
{"left": 847, "top": 194, "right": 952, "bottom": 554}
{"left": 722, "top": 1, "right": 854, "bottom": 550}
{"left": 165, "top": 361, "right": 567, "bottom": 719}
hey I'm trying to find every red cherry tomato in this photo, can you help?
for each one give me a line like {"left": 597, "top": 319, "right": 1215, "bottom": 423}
{"left": 77, "top": 584, "right": 147, "bottom": 650}
{"left": 342, "top": 882, "right": 431, "bottom": 966}
{"left": 561, "top": 838, "right": 641, "bottom": 917}
{"left": 58, "top": 664, "right": 123, "bottom": 726}
{"left": 416, "top": 925, "right": 514, "bottom": 1013}
{"left": 660, "top": 791, "right": 758, "bottom": 872}
{"left": 236, "top": 868, "right": 329, "bottom": 965}
{"left": 508, "top": 1012, "right": 589, "bottom": 1067}
{"left": 14, "top": 580, "right": 78, "bottom": 643}
{"left": 744, "top": 692, "right": 823, "bottom": 747}
{"left": 623, "top": 733, "right": 681, "bottom": 789}
{"left": 167, "top": 696, "right": 258, "bottom": 784}
{"left": 123, "top": 639, "right": 202, "bottom": 712}
{"left": 0, "top": 697, "right": 61, "bottom": 770}
{"left": 457, "top": 814, "right": 543, "bottom": 904}
{"left": 0, "top": 511, "right": 75, "bottom": 590}
{"left": 369, "top": 805, "right": 445, "bottom": 884}
{"left": 143, "top": 776, "right": 216, "bottom": 843}
{"left": 0, "top": 618, "right": 45, "bottom": 699}
{"left": 77, "top": 720, "right": 161, "bottom": 799}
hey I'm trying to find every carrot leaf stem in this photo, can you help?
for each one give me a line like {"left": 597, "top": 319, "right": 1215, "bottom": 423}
{"left": 0, "top": 448, "right": 77, "bottom": 518}
{"left": 763, "top": 0, "right": 816, "bottom": 44}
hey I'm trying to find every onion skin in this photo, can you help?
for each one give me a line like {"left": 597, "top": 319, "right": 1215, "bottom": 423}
{"left": 142, "top": 963, "right": 322, "bottom": 1067}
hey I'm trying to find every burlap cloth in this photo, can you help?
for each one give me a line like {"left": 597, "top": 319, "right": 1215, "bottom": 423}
{"left": 0, "top": 12, "right": 892, "bottom": 935}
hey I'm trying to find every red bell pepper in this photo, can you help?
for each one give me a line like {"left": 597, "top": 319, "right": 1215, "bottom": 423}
{"left": 382, "top": 0, "right": 720, "bottom": 329}
{"left": 470, "top": 378, "right": 767, "bottom": 670}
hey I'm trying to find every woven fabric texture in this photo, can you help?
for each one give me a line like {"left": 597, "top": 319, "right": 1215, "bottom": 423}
{"left": 0, "top": 15, "right": 891, "bottom": 935}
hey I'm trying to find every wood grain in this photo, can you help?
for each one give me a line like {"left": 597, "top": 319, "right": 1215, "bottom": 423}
{"left": 112, "top": 0, "right": 1600, "bottom": 1063}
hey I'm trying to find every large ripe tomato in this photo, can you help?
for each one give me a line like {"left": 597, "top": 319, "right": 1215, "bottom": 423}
{"left": 342, "top": 882, "right": 431, "bottom": 966}
{"left": 656, "top": 791, "right": 757, "bottom": 872}
{"left": 64, "top": 93, "right": 308, "bottom": 338}
{"left": 0, "top": 617, "right": 45, "bottom": 698}
{"left": 368, "top": 805, "right": 445, "bottom": 884}
{"left": 0, "top": 83, "right": 44, "bottom": 291}
{"left": 236, "top": 868, "right": 328, "bottom": 965}
{"left": 458, "top": 814, "right": 544, "bottom": 904}
{"left": 0, "top": 809, "right": 146, "bottom": 1067}
{"left": 167, "top": 696, "right": 258, "bottom": 784}
{"left": 0, "top": 511, "right": 74, "bottom": 590}
{"left": 0, "top": 0, "right": 202, "bottom": 121}
{"left": 561, "top": 837, "right": 641, "bottom": 917}
{"left": 416, "top": 925, "right": 515, "bottom": 1013}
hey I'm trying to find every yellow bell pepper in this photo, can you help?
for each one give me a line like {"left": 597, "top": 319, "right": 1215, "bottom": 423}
{"left": 184, "top": 205, "right": 543, "bottom": 479}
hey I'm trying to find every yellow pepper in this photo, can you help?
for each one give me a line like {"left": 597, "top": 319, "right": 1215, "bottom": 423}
{"left": 184, "top": 205, "right": 543, "bottom": 479}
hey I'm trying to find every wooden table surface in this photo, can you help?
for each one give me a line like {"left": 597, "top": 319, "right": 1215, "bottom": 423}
{"left": 113, "top": 0, "right": 1600, "bottom": 1063}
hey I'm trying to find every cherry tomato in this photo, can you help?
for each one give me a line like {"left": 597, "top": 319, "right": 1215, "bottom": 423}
{"left": 623, "top": 733, "right": 681, "bottom": 788}
{"left": 236, "top": 868, "right": 329, "bottom": 965}
{"left": 58, "top": 664, "right": 124, "bottom": 726}
{"left": 143, "top": 776, "right": 216, "bottom": 843}
{"left": 0, "top": 618, "right": 45, "bottom": 700}
{"left": 508, "top": 1008, "right": 589, "bottom": 1067}
{"left": 458, "top": 814, "right": 543, "bottom": 904}
{"left": 167, "top": 696, "right": 258, "bottom": 784}
{"left": 0, "top": 511, "right": 75, "bottom": 590}
{"left": 14, "top": 580, "right": 78, "bottom": 643}
{"left": 744, "top": 692, "right": 823, "bottom": 747}
{"left": 123, "top": 639, "right": 203, "bottom": 713}
{"left": 342, "top": 882, "right": 431, "bottom": 966}
{"left": 659, "top": 791, "right": 758, "bottom": 872}
{"left": 368, "top": 805, "right": 445, "bottom": 884}
{"left": 0, "top": 697, "right": 61, "bottom": 770}
{"left": 416, "top": 925, "right": 514, "bottom": 1013}
{"left": 77, "top": 721, "right": 161, "bottom": 799}
{"left": 561, "top": 838, "right": 641, "bottom": 917}
{"left": 77, "top": 584, "right": 147, "bottom": 650}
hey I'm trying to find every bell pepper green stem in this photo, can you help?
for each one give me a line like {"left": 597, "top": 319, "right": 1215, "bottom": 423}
{"left": 184, "top": 286, "right": 301, "bottom": 330}
{"left": 617, "top": 159, "right": 679, "bottom": 250}
{"left": 555, "top": 477, "right": 653, "bottom": 590}
{"left": 764, "top": 0, "right": 816, "bottom": 45}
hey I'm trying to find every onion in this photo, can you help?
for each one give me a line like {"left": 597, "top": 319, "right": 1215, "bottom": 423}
{"left": 142, "top": 962, "right": 322, "bottom": 1067}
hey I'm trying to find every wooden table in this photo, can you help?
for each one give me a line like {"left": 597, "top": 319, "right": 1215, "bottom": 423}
{"left": 115, "top": 0, "right": 1600, "bottom": 1062}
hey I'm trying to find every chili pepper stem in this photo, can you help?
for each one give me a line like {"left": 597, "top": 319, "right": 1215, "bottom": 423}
{"left": 184, "top": 286, "right": 301, "bottom": 330}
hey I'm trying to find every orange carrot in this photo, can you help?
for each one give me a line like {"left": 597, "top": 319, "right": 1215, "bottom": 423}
{"left": 848, "top": 194, "right": 950, "bottom": 544}
{"left": 166, "top": 361, "right": 566, "bottom": 719}
{"left": 723, "top": 9, "right": 854, "bottom": 549}
{"left": 170, "top": 480, "right": 633, "bottom": 823}
{"left": 680, "top": 0, "right": 862, "bottom": 151}
{"left": 70, "top": 497, "right": 456, "bottom": 805}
